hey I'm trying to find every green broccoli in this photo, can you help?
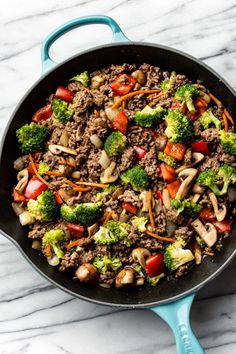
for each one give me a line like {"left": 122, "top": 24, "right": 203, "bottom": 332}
{"left": 164, "top": 238, "right": 194, "bottom": 271}
{"left": 93, "top": 220, "right": 129, "bottom": 245}
{"left": 96, "top": 185, "right": 118, "bottom": 201}
{"left": 52, "top": 98, "right": 74, "bottom": 124}
{"left": 93, "top": 226, "right": 117, "bottom": 245}
{"left": 174, "top": 83, "right": 198, "bottom": 112}
{"left": 171, "top": 199, "right": 202, "bottom": 217}
{"left": 93, "top": 255, "right": 122, "bottom": 274}
{"left": 27, "top": 190, "right": 59, "bottom": 222}
{"left": 164, "top": 109, "right": 193, "bottom": 143}
{"left": 217, "top": 164, "right": 236, "bottom": 195}
{"left": 160, "top": 71, "right": 176, "bottom": 92}
{"left": 158, "top": 152, "right": 178, "bottom": 168}
{"left": 196, "top": 236, "right": 205, "bottom": 249}
{"left": 38, "top": 161, "right": 50, "bottom": 175}
{"left": 135, "top": 105, "right": 167, "bottom": 127}
{"left": 146, "top": 273, "right": 165, "bottom": 286}
{"left": 197, "top": 170, "right": 220, "bottom": 195}
{"left": 75, "top": 202, "right": 103, "bottom": 226}
{"left": 131, "top": 216, "right": 148, "bottom": 232}
{"left": 70, "top": 71, "right": 90, "bottom": 87}
{"left": 60, "top": 204, "right": 77, "bottom": 223}
{"left": 199, "top": 108, "right": 221, "bottom": 129}
{"left": 104, "top": 132, "right": 127, "bottom": 157}
{"left": 16, "top": 122, "right": 48, "bottom": 154}
{"left": 42, "top": 229, "right": 64, "bottom": 258}
{"left": 219, "top": 130, "right": 236, "bottom": 155}
{"left": 121, "top": 165, "right": 148, "bottom": 191}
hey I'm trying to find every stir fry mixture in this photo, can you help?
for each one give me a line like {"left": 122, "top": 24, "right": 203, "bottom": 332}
{"left": 12, "top": 63, "right": 236, "bottom": 288}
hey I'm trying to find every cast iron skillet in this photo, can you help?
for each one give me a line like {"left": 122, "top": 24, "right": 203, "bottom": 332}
{"left": 0, "top": 15, "right": 236, "bottom": 354}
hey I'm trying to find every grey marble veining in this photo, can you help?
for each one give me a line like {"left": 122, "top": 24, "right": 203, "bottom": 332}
{"left": 1, "top": 0, "right": 236, "bottom": 353}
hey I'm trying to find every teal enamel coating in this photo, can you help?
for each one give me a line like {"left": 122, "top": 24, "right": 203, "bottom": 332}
{"left": 41, "top": 15, "right": 129, "bottom": 72}
{"left": 151, "top": 293, "right": 205, "bottom": 354}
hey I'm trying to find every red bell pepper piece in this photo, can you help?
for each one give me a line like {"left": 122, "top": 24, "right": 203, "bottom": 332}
{"left": 13, "top": 188, "right": 27, "bottom": 202}
{"left": 160, "top": 163, "right": 176, "bottom": 182}
{"left": 170, "top": 100, "right": 187, "bottom": 114}
{"left": 156, "top": 191, "right": 163, "bottom": 204}
{"left": 55, "top": 86, "right": 74, "bottom": 102}
{"left": 55, "top": 191, "right": 63, "bottom": 205}
{"left": 67, "top": 223, "right": 85, "bottom": 238}
{"left": 122, "top": 202, "right": 137, "bottom": 215}
{"left": 110, "top": 73, "right": 136, "bottom": 96}
{"left": 191, "top": 141, "right": 210, "bottom": 155}
{"left": 199, "top": 208, "right": 215, "bottom": 221}
{"left": 32, "top": 104, "right": 53, "bottom": 123}
{"left": 146, "top": 254, "right": 165, "bottom": 277}
{"left": 134, "top": 146, "right": 148, "bottom": 160}
{"left": 112, "top": 111, "right": 129, "bottom": 134}
{"left": 164, "top": 140, "right": 186, "bottom": 161}
{"left": 213, "top": 220, "right": 232, "bottom": 234}
{"left": 186, "top": 97, "right": 207, "bottom": 121}
{"left": 24, "top": 176, "right": 47, "bottom": 199}
{"left": 166, "top": 180, "right": 181, "bottom": 199}
{"left": 28, "top": 162, "right": 39, "bottom": 175}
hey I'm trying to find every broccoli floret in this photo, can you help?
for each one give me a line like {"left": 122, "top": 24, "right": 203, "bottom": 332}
{"left": 38, "top": 161, "right": 50, "bottom": 175}
{"left": 164, "top": 109, "right": 193, "bottom": 143}
{"left": 93, "top": 255, "right": 122, "bottom": 274}
{"left": 60, "top": 204, "right": 77, "bottom": 223}
{"left": 174, "top": 83, "right": 198, "bottom": 112}
{"left": 160, "top": 71, "right": 176, "bottom": 92}
{"left": 164, "top": 239, "right": 194, "bottom": 271}
{"left": 96, "top": 185, "right": 118, "bottom": 201}
{"left": 135, "top": 105, "right": 167, "bottom": 127}
{"left": 93, "top": 220, "right": 129, "bottom": 245}
{"left": 16, "top": 122, "right": 48, "bottom": 154}
{"left": 70, "top": 71, "right": 90, "bottom": 87}
{"left": 52, "top": 98, "right": 74, "bottom": 124}
{"left": 121, "top": 165, "right": 148, "bottom": 191}
{"left": 197, "top": 170, "right": 221, "bottom": 195}
{"left": 200, "top": 109, "right": 221, "bottom": 129}
{"left": 196, "top": 236, "right": 205, "bottom": 249}
{"left": 171, "top": 199, "right": 202, "bottom": 217}
{"left": 93, "top": 226, "right": 117, "bottom": 245}
{"left": 75, "top": 202, "right": 103, "bottom": 226}
{"left": 219, "top": 130, "right": 236, "bottom": 155}
{"left": 146, "top": 273, "right": 165, "bottom": 286}
{"left": 42, "top": 229, "right": 64, "bottom": 258}
{"left": 158, "top": 152, "right": 178, "bottom": 168}
{"left": 217, "top": 164, "right": 236, "bottom": 195}
{"left": 131, "top": 216, "right": 148, "bottom": 232}
{"left": 104, "top": 132, "right": 127, "bottom": 157}
{"left": 27, "top": 190, "right": 58, "bottom": 222}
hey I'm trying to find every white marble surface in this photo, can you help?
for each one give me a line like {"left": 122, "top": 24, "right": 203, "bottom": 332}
{"left": 1, "top": 0, "right": 236, "bottom": 353}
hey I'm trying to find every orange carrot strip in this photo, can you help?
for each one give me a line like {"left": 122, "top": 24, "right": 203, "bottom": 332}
{"left": 102, "top": 211, "right": 113, "bottom": 226}
{"left": 224, "top": 108, "right": 234, "bottom": 125}
{"left": 209, "top": 93, "right": 222, "bottom": 107}
{"left": 112, "top": 89, "right": 161, "bottom": 109}
{"left": 45, "top": 170, "right": 63, "bottom": 177}
{"left": 45, "top": 244, "right": 52, "bottom": 257}
{"left": 66, "top": 239, "right": 81, "bottom": 250}
{"left": 122, "top": 101, "right": 126, "bottom": 109}
{"left": 147, "top": 190, "right": 155, "bottom": 230}
{"left": 76, "top": 181, "right": 109, "bottom": 188}
{"left": 209, "top": 93, "right": 234, "bottom": 127}
{"left": 204, "top": 251, "right": 215, "bottom": 257}
{"left": 64, "top": 179, "right": 91, "bottom": 192}
{"left": 145, "top": 230, "right": 176, "bottom": 243}
{"left": 223, "top": 113, "right": 228, "bottom": 132}
{"left": 28, "top": 154, "right": 49, "bottom": 186}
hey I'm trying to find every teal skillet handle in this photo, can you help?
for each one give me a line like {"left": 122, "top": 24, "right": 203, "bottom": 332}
{"left": 150, "top": 293, "right": 205, "bottom": 354}
{"left": 41, "top": 15, "right": 130, "bottom": 73}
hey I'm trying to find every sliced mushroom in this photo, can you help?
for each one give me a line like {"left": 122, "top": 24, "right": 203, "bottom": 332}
{"left": 192, "top": 183, "right": 205, "bottom": 194}
{"left": 162, "top": 189, "right": 171, "bottom": 209}
{"left": 208, "top": 192, "right": 227, "bottom": 222}
{"left": 91, "top": 75, "right": 104, "bottom": 89}
{"left": 175, "top": 168, "right": 198, "bottom": 200}
{"left": 48, "top": 144, "right": 77, "bottom": 155}
{"left": 115, "top": 268, "right": 135, "bottom": 288}
{"left": 192, "top": 241, "right": 202, "bottom": 265}
{"left": 176, "top": 153, "right": 205, "bottom": 173}
{"left": 131, "top": 70, "right": 147, "bottom": 85}
{"left": 59, "top": 130, "right": 70, "bottom": 147}
{"left": 15, "top": 168, "right": 29, "bottom": 194}
{"left": 192, "top": 193, "right": 201, "bottom": 203}
{"left": 112, "top": 187, "right": 124, "bottom": 200}
{"left": 12, "top": 202, "right": 25, "bottom": 216}
{"left": 87, "top": 223, "right": 99, "bottom": 237}
{"left": 14, "top": 156, "right": 26, "bottom": 171}
{"left": 140, "top": 190, "right": 149, "bottom": 212}
{"left": 131, "top": 248, "right": 151, "bottom": 269}
{"left": 58, "top": 188, "right": 75, "bottom": 202}
{"left": 100, "top": 162, "right": 118, "bottom": 184}
{"left": 191, "top": 218, "right": 217, "bottom": 248}
{"left": 75, "top": 263, "right": 99, "bottom": 284}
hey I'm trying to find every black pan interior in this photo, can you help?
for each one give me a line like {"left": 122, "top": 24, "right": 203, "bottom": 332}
{"left": 0, "top": 43, "right": 235, "bottom": 307}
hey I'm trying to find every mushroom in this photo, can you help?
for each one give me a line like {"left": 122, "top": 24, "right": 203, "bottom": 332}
{"left": 162, "top": 189, "right": 171, "bottom": 209}
{"left": 14, "top": 156, "right": 26, "bottom": 171}
{"left": 192, "top": 193, "right": 201, "bottom": 203}
{"left": 12, "top": 202, "right": 25, "bottom": 216}
{"left": 192, "top": 183, "right": 205, "bottom": 194}
{"left": 139, "top": 190, "right": 149, "bottom": 212}
{"left": 112, "top": 186, "right": 124, "bottom": 200}
{"left": 59, "top": 130, "right": 70, "bottom": 147}
{"left": 71, "top": 171, "right": 81, "bottom": 179}
{"left": 175, "top": 153, "right": 205, "bottom": 173}
{"left": 87, "top": 223, "right": 99, "bottom": 237}
{"left": 131, "top": 70, "right": 147, "bottom": 85}
{"left": 91, "top": 75, "right": 104, "bottom": 89}
{"left": 208, "top": 192, "right": 227, "bottom": 222}
{"left": 48, "top": 144, "right": 77, "bottom": 155}
{"left": 131, "top": 248, "right": 151, "bottom": 269}
{"left": 100, "top": 162, "right": 118, "bottom": 184}
{"left": 192, "top": 241, "right": 202, "bottom": 265}
{"left": 119, "top": 209, "right": 131, "bottom": 223}
{"left": 15, "top": 168, "right": 29, "bottom": 194}
{"left": 115, "top": 268, "right": 135, "bottom": 288}
{"left": 191, "top": 218, "right": 217, "bottom": 248}
{"left": 175, "top": 168, "right": 198, "bottom": 200}
{"left": 75, "top": 263, "right": 99, "bottom": 284}
{"left": 58, "top": 188, "right": 75, "bottom": 202}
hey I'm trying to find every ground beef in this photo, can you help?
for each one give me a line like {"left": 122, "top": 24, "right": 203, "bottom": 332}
{"left": 83, "top": 149, "right": 102, "bottom": 181}
{"left": 175, "top": 261, "right": 195, "bottom": 278}
{"left": 92, "top": 90, "right": 108, "bottom": 107}
{"left": 127, "top": 126, "right": 153, "bottom": 147}
{"left": 183, "top": 148, "right": 192, "bottom": 165}
{"left": 172, "top": 74, "right": 189, "bottom": 90}
{"left": 99, "top": 271, "right": 115, "bottom": 285}
{"left": 86, "top": 113, "right": 108, "bottom": 138}
{"left": 200, "top": 128, "right": 219, "bottom": 142}
{"left": 60, "top": 251, "right": 80, "bottom": 271}
{"left": 147, "top": 92, "right": 172, "bottom": 108}
{"left": 73, "top": 89, "right": 93, "bottom": 115}
{"left": 199, "top": 156, "right": 220, "bottom": 172}
{"left": 118, "top": 189, "right": 141, "bottom": 207}
{"left": 139, "top": 146, "right": 160, "bottom": 180}
{"left": 174, "top": 227, "right": 193, "bottom": 243}
{"left": 139, "top": 63, "right": 162, "bottom": 88}
{"left": 137, "top": 236, "right": 164, "bottom": 251}
{"left": 117, "top": 147, "right": 135, "bottom": 173}
{"left": 216, "top": 145, "right": 236, "bottom": 164}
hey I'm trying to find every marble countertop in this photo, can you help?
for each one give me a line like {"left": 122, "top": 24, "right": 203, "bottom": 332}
{"left": 1, "top": 0, "right": 236, "bottom": 353}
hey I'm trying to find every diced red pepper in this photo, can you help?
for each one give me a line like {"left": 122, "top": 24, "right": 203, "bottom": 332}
{"left": 186, "top": 98, "right": 207, "bottom": 121}
{"left": 199, "top": 208, "right": 215, "bottom": 221}
{"left": 32, "top": 104, "right": 53, "bottom": 123}
{"left": 24, "top": 176, "right": 47, "bottom": 199}
{"left": 122, "top": 202, "right": 137, "bottom": 215}
{"left": 13, "top": 188, "right": 27, "bottom": 202}
{"left": 55, "top": 191, "right": 63, "bottom": 205}
{"left": 146, "top": 254, "right": 166, "bottom": 277}
{"left": 67, "top": 223, "right": 85, "bottom": 238}
{"left": 110, "top": 73, "right": 136, "bottom": 96}
{"left": 213, "top": 220, "right": 232, "bottom": 234}
{"left": 112, "top": 111, "right": 129, "bottom": 134}
{"left": 134, "top": 146, "right": 148, "bottom": 160}
{"left": 160, "top": 163, "right": 176, "bottom": 182}
{"left": 191, "top": 141, "right": 210, "bottom": 155}
{"left": 28, "top": 162, "right": 39, "bottom": 175}
{"left": 164, "top": 140, "right": 186, "bottom": 161}
{"left": 156, "top": 191, "right": 163, "bottom": 204}
{"left": 55, "top": 86, "right": 74, "bottom": 102}
{"left": 166, "top": 180, "right": 181, "bottom": 199}
{"left": 171, "top": 100, "right": 187, "bottom": 114}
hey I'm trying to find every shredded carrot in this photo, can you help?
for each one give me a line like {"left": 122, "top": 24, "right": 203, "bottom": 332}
{"left": 76, "top": 181, "right": 109, "bottom": 188}
{"left": 102, "top": 211, "right": 113, "bottom": 226}
{"left": 197, "top": 97, "right": 208, "bottom": 107}
{"left": 209, "top": 93, "right": 222, "bottom": 107}
{"left": 223, "top": 112, "right": 228, "bottom": 132}
{"left": 204, "top": 251, "right": 215, "bottom": 257}
{"left": 45, "top": 170, "right": 63, "bottom": 177}
{"left": 45, "top": 244, "right": 52, "bottom": 257}
{"left": 112, "top": 89, "right": 161, "bottom": 109}
{"left": 145, "top": 230, "right": 176, "bottom": 243}
{"left": 28, "top": 154, "right": 49, "bottom": 186}
{"left": 122, "top": 100, "right": 126, "bottom": 109}
{"left": 224, "top": 108, "right": 234, "bottom": 125}
{"left": 209, "top": 93, "right": 234, "bottom": 128}
{"left": 147, "top": 190, "right": 155, "bottom": 230}
{"left": 66, "top": 239, "right": 81, "bottom": 250}
{"left": 64, "top": 179, "right": 91, "bottom": 192}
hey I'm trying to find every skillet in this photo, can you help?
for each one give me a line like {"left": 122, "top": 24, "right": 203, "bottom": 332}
{"left": 0, "top": 15, "right": 236, "bottom": 354}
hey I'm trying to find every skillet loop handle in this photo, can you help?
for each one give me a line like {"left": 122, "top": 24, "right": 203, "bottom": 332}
{"left": 150, "top": 293, "right": 205, "bottom": 354}
{"left": 41, "top": 15, "right": 129, "bottom": 73}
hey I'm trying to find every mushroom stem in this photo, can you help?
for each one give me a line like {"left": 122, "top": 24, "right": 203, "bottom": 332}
{"left": 175, "top": 168, "right": 198, "bottom": 200}
{"left": 191, "top": 218, "right": 217, "bottom": 248}
{"left": 208, "top": 192, "right": 227, "bottom": 222}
